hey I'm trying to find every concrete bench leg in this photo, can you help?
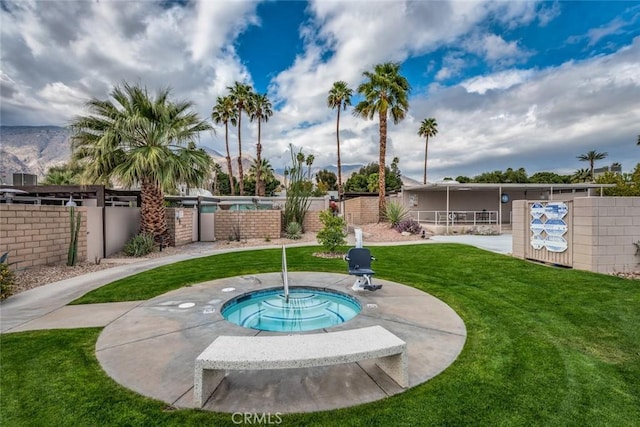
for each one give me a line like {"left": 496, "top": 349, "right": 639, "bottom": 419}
{"left": 194, "top": 366, "right": 225, "bottom": 407}
{"left": 376, "top": 352, "right": 409, "bottom": 388}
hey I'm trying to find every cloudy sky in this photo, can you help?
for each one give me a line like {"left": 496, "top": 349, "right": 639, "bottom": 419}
{"left": 1, "top": 0, "right": 639, "bottom": 182}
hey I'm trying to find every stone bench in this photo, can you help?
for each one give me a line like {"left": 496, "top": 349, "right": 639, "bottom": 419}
{"left": 194, "top": 325, "right": 408, "bottom": 407}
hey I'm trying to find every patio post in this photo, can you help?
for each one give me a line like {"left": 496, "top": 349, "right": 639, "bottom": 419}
{"left": 498, "top": 185, "right": 502, "bottom": 234}
{"left": 446, "top": 185, "right": 450, "bottom": 234}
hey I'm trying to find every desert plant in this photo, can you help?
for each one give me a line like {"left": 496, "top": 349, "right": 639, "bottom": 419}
{"left": 284, "top": 144, "right": 311, "bottom": 229}
{"left": 0, "top": 252, "right": 15, "bottom": 300}
{"left": 67, "top": 207, "right": 81, "bottom": 266}
{"left": 228, "top": 224, "right": 241, "bottom": 242}
{"left": 123, "top": 233, "right": 155, "bottom": 257}
{"left": 285, "top": 222, "right": 303, "bottom": 240}
{"left": 316, "top": 209, "right": 347, "bottom": 253}
{"left": 384, "top": 202, "right": 409, "bottom": 226}
{"left": 394, "top": 218, "right": 422, "bottom": 235}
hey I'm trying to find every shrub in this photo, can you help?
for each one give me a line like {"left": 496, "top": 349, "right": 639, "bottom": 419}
{"left": 316, "top": 209, "right": 347, "bottom": 253}
{"left": 394, "top": 218, "right": 422, "bottom": 235}
{"left": 123, "top": 233, "right": 156, "bottom": 257}
{"left": 285, "top": 222, "right": 303, "bottom": 240}
{"left": 0, "top": 263, "right": 15, "bottom": 300}
{"left": 384, "top": 202, "right": 409, "bottom": 226}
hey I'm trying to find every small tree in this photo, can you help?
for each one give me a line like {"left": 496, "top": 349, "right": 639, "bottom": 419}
{"left": 316, "top": 209, "right": 347, "bottom": 253}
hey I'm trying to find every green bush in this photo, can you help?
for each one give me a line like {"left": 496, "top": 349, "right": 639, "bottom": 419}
{"left": 0, "top": 264, "right": 15, "bottom": 300}
{"left": 123, "top": 233, "right": 156, "bottom": 257}
{"left": 316, "top": 209, "right": 347, "bottom": 253}
{"left": 383, "top": 201, "right": 409, "bottom": 226}
{"left": 285, "top": 222, "right": 302, "bottom": 240}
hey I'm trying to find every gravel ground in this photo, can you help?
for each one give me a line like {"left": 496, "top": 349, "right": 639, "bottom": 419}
{"left": 10, "top": 223, "right": 425, "bottom": 296}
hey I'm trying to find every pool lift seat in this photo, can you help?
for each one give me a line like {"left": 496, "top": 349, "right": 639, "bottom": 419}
{"left": 345, "top": 247, "right": 382, "bottom": 291}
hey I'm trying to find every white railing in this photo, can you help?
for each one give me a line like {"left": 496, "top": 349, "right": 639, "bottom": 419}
{"left": 281, "top": 245, "right": 289, "bottom": 303}
{"left": 409, "top": 210, "right": 499, "bottom": 225}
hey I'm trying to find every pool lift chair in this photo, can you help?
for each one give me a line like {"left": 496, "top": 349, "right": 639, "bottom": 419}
{"left": 345, "top": 247, "right": 382, "bottom": 292}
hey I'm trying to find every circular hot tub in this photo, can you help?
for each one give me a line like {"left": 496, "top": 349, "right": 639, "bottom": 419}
{"left": 221, "top": 286, "right": 361, "bottom": 332}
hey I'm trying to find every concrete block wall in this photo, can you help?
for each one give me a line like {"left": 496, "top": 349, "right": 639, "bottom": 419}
{"left": 214, "top": 210, "right": 281, "bottom": 240}
{"left": 166, "top": 207, "right": 195, "bottom": 247}
{"left": 572, "top": 197, "right": 640, "bottom": 274}
{"left": 302, "top": 210, "right": 323, "bottom": 232}
{"left": 512, "top": 200, "right": 527, "bottom": 259}
{"left": 344, "top": 197, "right": 379, "bottom": 225}
{"left": 0, "top": 205, "right": 87, "bottom": 269}
{"left": 513, "top": 197, "right": 640, "bottom": 274}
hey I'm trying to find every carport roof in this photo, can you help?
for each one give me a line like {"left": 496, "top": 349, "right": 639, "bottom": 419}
{"left": 403, "top": 182, "right": 614, "bottom": 192}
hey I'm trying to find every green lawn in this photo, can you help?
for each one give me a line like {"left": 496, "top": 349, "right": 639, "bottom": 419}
{"left": 2, "top": 244, "right": 639, "bottom": 426}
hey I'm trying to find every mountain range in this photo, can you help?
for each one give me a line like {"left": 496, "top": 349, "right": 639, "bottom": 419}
{"left": 0, "top": 125, "right": 419, "bottom": 187}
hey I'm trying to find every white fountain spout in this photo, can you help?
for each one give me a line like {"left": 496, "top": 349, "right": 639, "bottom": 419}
{"left": 281, "top": 244, "right": 290, "bottom": 303}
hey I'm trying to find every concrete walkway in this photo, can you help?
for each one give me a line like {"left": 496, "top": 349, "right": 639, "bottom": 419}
{"left": 0, "top": 236, "right": 518, "bottom": 413}
{"left": 0, "top": 242, "right": 318, "bottom": 333}
{"left": 430, "top": 233, "right": 513, "bottom": 254}
{"left": 95, "top": 272, "right": 466, "bottom": 413}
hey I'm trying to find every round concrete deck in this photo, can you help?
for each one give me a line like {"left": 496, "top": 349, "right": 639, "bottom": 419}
{"left": 96, "top": 272, "right": 466, "bottom": 413}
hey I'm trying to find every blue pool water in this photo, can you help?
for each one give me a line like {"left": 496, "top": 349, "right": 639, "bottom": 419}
{"left": 221, "top": 287, "right": 361, "bottom": 332}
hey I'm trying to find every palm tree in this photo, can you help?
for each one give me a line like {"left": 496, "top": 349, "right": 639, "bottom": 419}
{"left": 354, "top": 62, "right": 410, "bottom": 219}
{"left": 637, "top": 134, "right": 639, "bottom": 145}
{"left": 249, "top": 93, "right": 273, "bottom": 196}
{"left": 577, "top": 150, "right": 608, "bottom": 182}
{"left": 42, "top": 162, "right": 83, "bottom": 185}
{"left": 249, "top": 158, "right": 276, "bottom": 184}
{"left": 211, "top": 163, "right": 222, "bottom": 195}
{"left": 327, "top": 81, "right": 353, "bottom": 198}
{"left": 228, "top": 82, "right": 254, "bottom": 195}
{"left": 211, "top": 95, "right": 238, "bottom": 195}
{"left": 306, "top": 154, "right": 315, "bottom": 180}
{"left": 418, "top": 117, "right": 438, "bottom": 184}
{"left": 70, "top": 82, "right": 213, "bottom": 243}
{"left": 571, "top": 168, "right": 591, "bottom": 183}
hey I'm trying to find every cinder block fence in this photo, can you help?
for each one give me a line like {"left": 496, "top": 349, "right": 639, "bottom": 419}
{"left": 0, "top": 205, "right": 87, "bottom": 269}
{"left": 512, "top": 197, "right": 640, "bottom": 274}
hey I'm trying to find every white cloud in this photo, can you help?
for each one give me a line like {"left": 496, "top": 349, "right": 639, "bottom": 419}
{"left": 461, "top": 69, "right": 534, "bottom": 94}
{"left": 1, "top": 0, "right": 638, "bottom": 183}
{"left": 463, "top": 33, "right": 532, "bottom": 65}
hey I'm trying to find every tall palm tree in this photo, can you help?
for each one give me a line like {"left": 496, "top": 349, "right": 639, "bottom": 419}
{"left": 249, "top": 92, "right": 273, "bottom": 196}
{"left": 306, "top": 154, "right": 315, "bottom": 180}
{"left": 418, "top": 117, "right": 438, "bottom": 184}
{"left": 228, "top": 81, "right": 254, "bottom": 195}
{"left": 71, "top": 82, "right": 213, "bottom": 243}
{"left": 211, "top": 163, "right": 222, "bottom": 195}
{"left": 637, "top": 134, "right": 639, "bottom": 146}
{"left": 327, "top": 81, "right": 353, "bottom": 198}
{"left": 354, "top": 62, "right": 410, "bottom": 219}
{"left": 577, "top": 150, "right": 608, "bottom": 182}
{"left": 211, "top": 95, "right": 238, "bottom": 195}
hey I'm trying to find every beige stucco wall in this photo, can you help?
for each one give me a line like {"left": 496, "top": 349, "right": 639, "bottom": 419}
{"left": 513, "top": 197, "right": 640, "bottom": 274}
{"left": 104, "top": 207, "right": 141, "bottom": 256}
{"left": 200, "top": 213, "right": 215, "bottom": 241}
{"left": 0, "top": 205, "right": 87, "bottom": 269}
